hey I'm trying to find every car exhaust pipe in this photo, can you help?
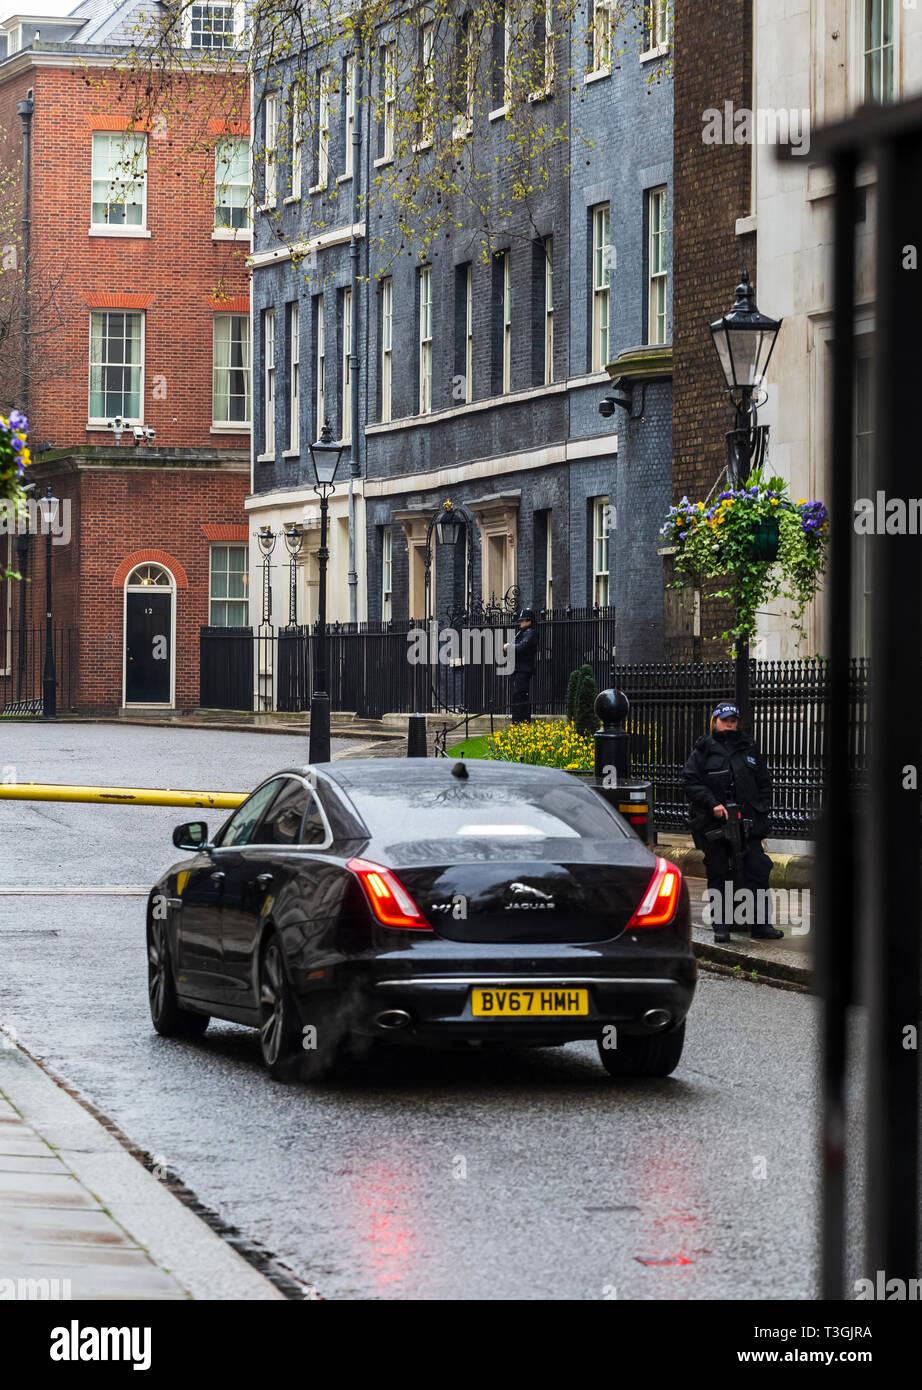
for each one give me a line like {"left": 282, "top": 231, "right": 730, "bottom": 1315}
{"left": 642, "top": 1008, "right": 672, "bottom": 1031}
{"left": 375, "top": 1009, "right": 412, "bottom": 1031}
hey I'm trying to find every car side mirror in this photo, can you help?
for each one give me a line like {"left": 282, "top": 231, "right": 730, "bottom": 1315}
{"left": 173, "top": 821, "right": 209, "bottom": 851}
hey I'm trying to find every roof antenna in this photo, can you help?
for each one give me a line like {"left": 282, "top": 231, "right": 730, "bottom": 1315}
{"left": 451, "top": 761, "right": 468, "bottom": 780}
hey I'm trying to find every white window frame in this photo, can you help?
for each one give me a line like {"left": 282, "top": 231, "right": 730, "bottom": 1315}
{"left": 344, "top": 54, "right": 356, "bottom": 178}
{"left": 289, "top": 301, "right": 300, "bottom": 451}
{"left": 545, "top": 515, "right": 553, "bottom": 609}
{"left": 527, "top": 0, "right": 555, "bottom": 99}
{"left": 648, "top": 186, "right": 667, "bottom": 346}
{"left": 590, "top": 1, "right": 613, "bottom": 74}
{"left": 214, "top": 136, "right": 250, "bottom": 231}
{"left": 263, "top": 307, "right": 275, "bottom": 456}
{"left": 291, "top": 93, "right": 303, "bottom": 199}
{"left": 420, "top": 22, "right": 435, "bottom": 145}
{"left": 465, "top": 264, "right": 473, "bottom": 403}
{"left": 88, "top": 310, "right": 144, "bottom": 425}
{"left": 862, "top": 0, "right": 895, "bottom": 105}
{"left": 382, "top": 527, "right": 393, "bottom": 621}
{"left": 342, "top": 288, "right": 353, "bottom": 442}
{"left": 317, "top": 67, "right": 331, "bottom": 188}
{"left": 419, "top": 267, "right": 432, "bottom": 414}
{"left": 592, "top": 203, "right": 611, "bottom": 371}
{"left": 593, "top": 496, "right": 610, "bottom": 606}
{"left": 209, "top": 544, "right": 249, "bottom": 627}
{"left": 381, "top": 277, "right": 393, "bottom": 423}
{"left": 504, "top": 5, "right": 515, "bottom": 105}
{"left": 263, "top": 93, "right": 278, "bottom": 206}
{"left": 182, "top": 2, "right": 241, "bottom": 51}
{"left": 382, "top": 42, "right": 397, "bottom": 160}
{"left": 502, "top": 251, "right": 512, "bottom": 393}
{"left": 453, "top": 12, "right": 475, "bottom": 136}
{"left": 651, "top": 0, "right": 669, "bottom": 48}
{"left": 544, "top": 235, "right": 554, "bottom": 384}
{"left": 212, "top": 312, "right": 251, "bottom": 427}
{"left": 316, "top": 297, "right": 325, "bottom": 434}
{"left": 90, "top": 131, "right": 147, "bottom": 230}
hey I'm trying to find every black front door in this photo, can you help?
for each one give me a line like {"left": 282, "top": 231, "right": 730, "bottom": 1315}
{"left": 126, "top": 591, "right": 171, "bottom": 703}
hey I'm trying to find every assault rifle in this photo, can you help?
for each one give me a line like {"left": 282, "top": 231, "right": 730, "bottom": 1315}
{"left": 704, "top": 801, "right": 753, "bottom": 890}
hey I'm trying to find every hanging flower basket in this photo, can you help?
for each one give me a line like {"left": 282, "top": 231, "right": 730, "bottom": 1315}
{"left": 659, "top": 471, "right": 828, "bottom": 650}
{"left": 0, "top": 409, "right": 30, "bottom": 505}
{"left": 750, "top": 516, "right": 780, "bottom": 561}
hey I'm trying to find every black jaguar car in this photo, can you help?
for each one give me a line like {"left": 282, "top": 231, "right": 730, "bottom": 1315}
{"left": 147, "top": 758, "right": 696, "bottom": 1080}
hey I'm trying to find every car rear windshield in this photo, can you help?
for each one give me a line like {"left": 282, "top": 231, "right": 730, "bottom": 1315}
{"left": 343, "top": 778, "right": 627, "bottom": 843}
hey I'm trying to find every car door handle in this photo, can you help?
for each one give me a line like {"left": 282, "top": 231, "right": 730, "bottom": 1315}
{"left": 254, "top": 873, "right": 273, "bottom": 888}
{"left": 210, "top": 871, "right": 226, "bottom": 884}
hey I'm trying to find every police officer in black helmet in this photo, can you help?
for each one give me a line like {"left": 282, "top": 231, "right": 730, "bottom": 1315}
{"left": 682, "top": 701, "right": 783, "bottom": 944}
{"left": 504, "top": 608, "right": 538, "bottom": 723}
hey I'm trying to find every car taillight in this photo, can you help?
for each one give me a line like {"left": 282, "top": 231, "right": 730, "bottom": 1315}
{"left": 346, "top": 858, "right": 432, "bottom": 930}
{"left": 626, "top": 857, "right": 681, "bottom": 928}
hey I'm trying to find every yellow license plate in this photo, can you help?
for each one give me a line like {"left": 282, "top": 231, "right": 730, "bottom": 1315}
{"left": 471, "top": 987, "right": 589, "bottom": 1017}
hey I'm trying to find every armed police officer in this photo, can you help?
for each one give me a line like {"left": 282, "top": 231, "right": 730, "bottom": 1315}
{"left": 504, "top": 608, "right": 538, "bottom": 723}
{"left": 682, "top": 701, "right": 783, "bottom": 944}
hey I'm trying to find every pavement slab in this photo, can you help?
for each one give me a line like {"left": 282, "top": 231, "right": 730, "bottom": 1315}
{"left": 0, "top": 1040, "right": 284, "bottom": 1300}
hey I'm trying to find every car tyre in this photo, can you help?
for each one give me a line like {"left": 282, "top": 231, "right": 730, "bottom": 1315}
{"left": 258, "top": 935, "right": 304, "bottom": 1081}
{"left": 147, "top": 918, "right": 209, "bottom": 1038}
{"left": 597, "top": 1021, "right": 685, "bottom": 1078}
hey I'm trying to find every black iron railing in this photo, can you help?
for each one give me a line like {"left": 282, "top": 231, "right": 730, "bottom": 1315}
{"left": 612, "top": 658, "right": 870, "bottom": 837}
{"left": 199, "top": 606, "right": 616, "bottom": 720}
{"left": 0, "top": 627, "right": 75, "bottom": 714}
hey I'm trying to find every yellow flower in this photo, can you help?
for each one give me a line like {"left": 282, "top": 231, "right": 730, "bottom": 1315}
{"left": 770, "top": 498, "right": 780, "bottom": 506}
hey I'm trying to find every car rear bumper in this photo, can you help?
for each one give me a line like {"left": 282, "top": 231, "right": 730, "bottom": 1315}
{"left": 350, "top": 967, "right": 695, "bottom": 1044}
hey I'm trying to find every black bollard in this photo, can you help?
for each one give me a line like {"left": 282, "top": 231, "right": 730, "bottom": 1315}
{"left": 407, "top": 713, "right": 428, "bottom": 758}
{"left": 590, "top": 687, "right": 654, "bottom": 846}
{"left": 593, "top": 687, "right": 631, "bottom": 783}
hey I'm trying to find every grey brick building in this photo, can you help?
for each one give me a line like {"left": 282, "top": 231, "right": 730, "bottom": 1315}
{"left": 249, "top": 3, "right": 673, "bottom": 664}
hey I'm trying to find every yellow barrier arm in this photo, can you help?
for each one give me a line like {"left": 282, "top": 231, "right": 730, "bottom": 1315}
{"left": 0, "top": 784, "right": 247, "bottom": 810}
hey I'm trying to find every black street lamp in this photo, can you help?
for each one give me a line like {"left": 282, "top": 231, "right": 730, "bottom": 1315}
{"left": 37, "top": 483, "right": 59, "bottom": 719}
{"left": 307, "top": 423, "right": 345, "bottom": 764}
{"left": 710, "top": 271, "right": 783, "bottom": 727}
{"left": 425, "top": 498, "right": 475, "bottom": 625}
{"left": 710, "top": 269, "right": 782, "bottom": 485}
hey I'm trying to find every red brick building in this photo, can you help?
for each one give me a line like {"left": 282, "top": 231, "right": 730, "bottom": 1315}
{"left": 668, "top": 0, "right": 755, "bottom": 659}
{"left": 0, "top": 2, "right": 251, "bottom": 713}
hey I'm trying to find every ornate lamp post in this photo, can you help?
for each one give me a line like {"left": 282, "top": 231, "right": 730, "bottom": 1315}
{"left": 283, "top": 523, "right": 304, "bottom": 628}
{"left": 257, "top": 526, "right": 276, "bottom": 625}
{"left": 424, "top": 499, "right": 475, "bottom": 627}
{"left": 709, "top": 269, "right": 782, "bottom": 486}
{"left": 37, "top": 483, "right": 59, "bottom": 719}
{"left": 709, "top": 271, "right": 783, "bottom": 726}
{"left": 307, "top": 423, "right": 345, "bottom": 764}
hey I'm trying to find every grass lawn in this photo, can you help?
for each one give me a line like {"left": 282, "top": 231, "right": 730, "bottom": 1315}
{"left": 445, "top": 734, "right": 492, "bottom": 759}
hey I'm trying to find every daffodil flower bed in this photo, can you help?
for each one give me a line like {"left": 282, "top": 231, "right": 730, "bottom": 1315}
{"left": 483, "top": 720, "right": 595, "bottom": 771}
{"left": 660, "top": 470, "right": 828, "bottom": 649}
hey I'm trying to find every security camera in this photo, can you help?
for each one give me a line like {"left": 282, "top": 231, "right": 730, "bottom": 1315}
{"left": 132, "top": 426, "right": 145, "bottom": 442}
{"left": 110, "top": 416, "right": 125, "bottom": 445}
{"left": 599, "top": 380, "right": 634, "bottom": 417}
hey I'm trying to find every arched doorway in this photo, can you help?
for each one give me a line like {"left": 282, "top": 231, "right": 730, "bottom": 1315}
{"left": 123, "top": 563, "right": 175, "bottom": 706}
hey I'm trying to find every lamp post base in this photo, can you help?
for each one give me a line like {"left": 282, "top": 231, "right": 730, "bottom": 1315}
{"left": 42, "top": 674, "right": 56, "bottom": 720}
{"left": 308, "top": 691, "right": 331, "bottom": 765}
